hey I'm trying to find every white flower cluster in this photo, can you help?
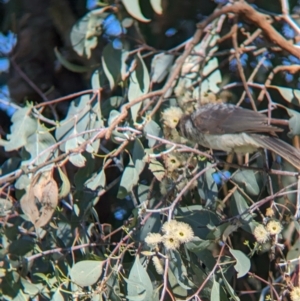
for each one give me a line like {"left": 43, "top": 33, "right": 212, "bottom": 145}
{"left": 253, "top": 220, "right": 282, "bottom": 243}
{"left": 145, "top": 220, "right": 194, "bottom": 250}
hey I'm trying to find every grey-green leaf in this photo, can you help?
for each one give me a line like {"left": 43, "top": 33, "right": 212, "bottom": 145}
{"left": 151, "top": 53, "right": 174, "bottom": 83}
{"left": 5, "top": 107, "right": 37, "bottom": 152}
{"left": 229, "top": 248, "right": 251, "bottom": 278}
{"left": 144, "top": 120, "right": 162, "bottom": 147}
{"left": 232, "top": 170, "right": 259, "bottom": 196}
{"left": 128, "top": 53, "right": 150, "bottom": 121}
{"left": 70, "top": 260, "right": 103, "bottom": 287}
{"left": 127, "top": 255, "right": 154, "bottom": 301}
{"left": 286, "top": 107, "right": 300, "bottom": 137}
{"left": 102, "top": 43, "right": 128, "bottom": 90}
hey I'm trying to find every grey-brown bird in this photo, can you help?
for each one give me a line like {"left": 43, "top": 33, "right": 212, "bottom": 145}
{"left": 177, "top": 103, "right": 300, "bottom": 170}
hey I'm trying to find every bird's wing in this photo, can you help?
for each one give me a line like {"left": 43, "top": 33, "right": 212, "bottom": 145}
{"left": 191, "top": 104, "right": 282, "bottom": 135}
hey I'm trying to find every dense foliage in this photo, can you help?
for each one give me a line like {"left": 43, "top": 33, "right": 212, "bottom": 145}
{"left": 1, "top": 0, "right": 300, "bottom": 300}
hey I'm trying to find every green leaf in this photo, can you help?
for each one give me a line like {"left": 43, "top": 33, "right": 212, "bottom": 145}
{"left": 168, "top": 267, "right": 187, "bottom": 298}
{"left": 197, "top": 161, "right": 219, "bottom": 206}
{"left": 176, "top": 205, "right": 220, "bottom": 239}
{"left": 0, "top": 157, "right": 21, "bottom": 176}
{"left": 70, "top": 260, "right": 103, "bottom": 287}
{"left": 51, "top": 290, "right": 64, "bottom": 301}
{"left": 144, "top": 120, "right": 162, "bottom": 147}
{"left": 5, "top": 107, "right": 37, "bottom": 152}
{"left": 70, "top": 9, "right": 107, "bottom": 58}
{"left": 122, "top": 0, "right": 151, "bottom": 22}
{"left": 229, "top": 248, "right": 251, "bottom": 278}
{"left": 23, "top": 123, "right": 57, "bottom": 166}
{"left": 127, "top": 255, "right": 154, "bottom": 301}
{"left": 21, "top": 278, "right": 39, "bottom": 296}
{"left": 0, "top": 198, "right": 13, "bottom": 217}
{"left": 132, "top": 139, "right": 145, "bottom": 175}
{"left": 57, "top": 167, "right": 71, "bottom": 199}
{"left": 286, "top": 108, "right": 300, "bottom": 137}
{"left": 169, "top": 250, "right": 194, "bottom": 290}
{"left": 86, "top": 169, "right": 106, "bottom": 191}
{"left": 211, "top": 279, "right": 221, "bottom": 301}
{"left": 150, "top": 0, "right": 162, "bottom": 14}
{"left": 128, "top": 53, "right": 150, "bottom": 121}
{"left": 117, "top": 156, "right": 138, "bottom": 198}
{"left": 101, "top": 96, "right": 123, "bottom": 117}
{"left": 54, "top": 48, "right": 89, "bottom": 72}
{"left": 232, "top": 170, "right": 259, "bottom": 196}
{"left": 56, "top": 94, "right": 102, "bottom": 153}
{"left": 231, "top": 190, "right": 253, "bottom": 226}
{"left": 102, "top": 43, "right": 128, "bottom": 90}
{"left": 268, "top": 85, "right": 300, "bottom": 105}
{"left": 65, "top": 137, "right": 87, "bottom": 167}
{"left": 220, "top": 270, "right": 240, "bottom": 301}
{"left": 8, "top": 239, "right": 35, "bottom": 256}
{"left": 148, "top": 159, "right": 165, "bottom": 181}
{"left": 151, "top": 53, "right": 174, "bottom": 83}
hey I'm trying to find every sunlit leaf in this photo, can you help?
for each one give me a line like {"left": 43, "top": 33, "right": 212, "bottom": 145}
{"left": 151, "top": 53, "right": 174, "bottom": 83}
{"left": 86, "top": 169, "right": 106, "bottom": 191}
{"left": 70, "top": 260, "right": 103, "bottom": 287}
{"left": 148, "top": 159, "right": 165, "bottom": 181}
{"left": 268, "top": 85, "right": 300, "bottom": 105}
{"left": 122, "top": 0, "right": 151, "bottom": 22}
{"left": 0, "top": 198, "right": 13, "bottom": 217}
{"left": 5, "top": 107, "right": 37, "bottom": 152}
{"left": 286, "top": 107, "right": 300, "bottom": 137}
{"left": 150, "top": 0, "right": 162, "bottom": 14}
{"left": 70, "top": 9, "right": 107, "bottom": 57}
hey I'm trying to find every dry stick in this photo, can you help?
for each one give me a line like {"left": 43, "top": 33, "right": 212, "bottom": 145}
{"left": 232, "top": 22, "right": 257, "bottom": 111}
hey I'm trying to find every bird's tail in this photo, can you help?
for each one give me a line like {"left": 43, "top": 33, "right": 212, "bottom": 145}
{"left": 252, "top": 134, "right": 300, "bottom": 170}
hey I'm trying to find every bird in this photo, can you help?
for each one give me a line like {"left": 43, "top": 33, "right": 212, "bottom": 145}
{"left": 177, "top": 103, "right": 300, "bottom": 170}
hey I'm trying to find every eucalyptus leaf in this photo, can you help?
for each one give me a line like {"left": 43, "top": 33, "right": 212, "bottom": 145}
{"left": 54, "top": 48, "right": 89, "bottom": 72}
{"left": 122, "top": 0, "right": 151, "bottom": 22}
{"left": 86, "top": 169, "right": 106, "bottom": 191}
{"left": 5, "top": 107, "right": 37, "bottom": 152}
{"left": 148, "top": 159, "right": 165, "bottom": 181}
{"left": 229, "top": 248, "right": 251, "bottom": 278}
{"left": 70, "top": 9, "right": 107, "bottom": 57}
{"left": 117, "top": 156, "right": 139, "bottom": 198}
{"left": 127, "top": 255, "right": 154, "bottom": 301}
{"left": 70, "top": 260, "right": 103, "bottom": 287}
{"left": 176, "top": 205, "right": 220, "bottom": 239}
{"left": 57, "top": 167, "right": 71, "bottom": 199}
{"left": 169, "top": 250, "right": 194, "bottom": 290}
{"left": 151, "top": 53, "right": 174, "bottom": 83}
{"left": 286, "top": 107, "right": 300, "bottom": 137}
{"left": 132, "top": 139, "right": 145, "bottom": 175}
{"left": 144, "top": 120, "right": 162, "bottom": 147}
{"left": 102, "top": 43, "right": 128, "bottom": 90}
{"left": 128, "top": 53, "right": 150, "bottom": 121}
{"left": 150, "top": 0, "right": 163, "bottom": 14}
{"left": 221, "top": 270, "right": 240, "bottom": 301}
{"left": 0, "top": 198, "right": 13, "bottom": 216}
{"left": 232, "top": 170, "right": 259, "bottom": 196}
{"left": 268, "top": 85, "right": 300, "bottom": 105}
